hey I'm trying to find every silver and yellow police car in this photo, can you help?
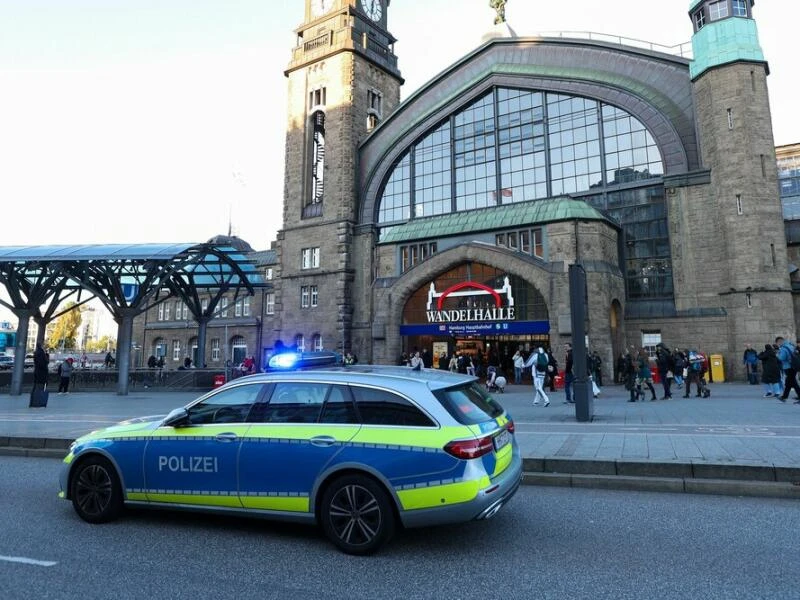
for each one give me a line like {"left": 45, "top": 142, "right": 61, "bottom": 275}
{"left": 59, "top": 353, "right": 521, "bottom": 554}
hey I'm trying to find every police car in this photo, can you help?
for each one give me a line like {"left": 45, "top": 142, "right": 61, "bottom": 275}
{"left": 59, "top": 353, "right": 522, "bottom": 554}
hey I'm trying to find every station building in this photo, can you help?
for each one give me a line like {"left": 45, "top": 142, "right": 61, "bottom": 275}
{"left": 134, "top": 1, "right": 794, "bottom": 381}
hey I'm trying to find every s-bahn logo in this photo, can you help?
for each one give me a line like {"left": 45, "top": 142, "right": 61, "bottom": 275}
{"left": 425, "top": 277, "right": 515, "bottom": 323}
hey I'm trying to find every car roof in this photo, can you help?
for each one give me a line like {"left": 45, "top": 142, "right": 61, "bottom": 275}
{"left": 243, "top": 365, "right": 476, "bottom": 391}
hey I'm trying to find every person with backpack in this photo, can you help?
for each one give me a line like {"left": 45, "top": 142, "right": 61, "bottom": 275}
{"left": 683, "top": 350, "right": 705, "bottom": 398}
{"left": 524, "top": 347, "right": 550, "bottom": 407}
{"left": 776, "top": 336, "right": 800, "bottom": 403}
{"left": 655, "top": 343, "right": 674, "bottom": 399}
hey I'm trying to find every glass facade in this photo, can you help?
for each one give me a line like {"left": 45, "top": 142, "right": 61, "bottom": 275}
{"left": 377, "top": 87, "right": 668, "bottom": 301}
{"left": 778, "top": 149, "right": 800, "bottom": 221}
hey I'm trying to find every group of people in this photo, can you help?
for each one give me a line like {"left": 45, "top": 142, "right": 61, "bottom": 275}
{"left": 743, "top": 338, "right": 800, "bottom": 403}
{"left": 617, "top": 344, "right": 710, "bottom": 402}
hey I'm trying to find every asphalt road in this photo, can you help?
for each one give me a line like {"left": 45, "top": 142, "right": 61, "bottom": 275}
{"left": 1, "top": 456, "right": 798, "bottom": 600}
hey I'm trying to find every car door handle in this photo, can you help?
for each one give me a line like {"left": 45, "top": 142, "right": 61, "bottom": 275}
{"left": 215, "top": 432, "right": 239, "bottom": 442}
{"left": 310, "top": 435, "right": 336, "bottom": 447}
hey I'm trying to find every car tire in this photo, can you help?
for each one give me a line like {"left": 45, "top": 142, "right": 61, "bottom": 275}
{"left": 70, "top": 456, "right": 124, "bottom": 524}
{"left": 320, "top": 474, "right": 395, "bottom": 555}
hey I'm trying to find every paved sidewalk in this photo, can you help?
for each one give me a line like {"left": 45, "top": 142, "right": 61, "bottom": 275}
{"left": 2, "top": 381, "right": 799, "bottom": 498}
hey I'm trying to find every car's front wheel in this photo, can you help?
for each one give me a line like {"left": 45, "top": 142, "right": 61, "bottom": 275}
{"left": 70, "top": 456, "right": 123, "bottom": 524}
{"left": 320, "top": 475, "right": 395, "bottom": 555}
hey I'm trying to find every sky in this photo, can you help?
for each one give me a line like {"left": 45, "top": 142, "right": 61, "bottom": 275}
{"left": 1, "top": 0, "right": 798, "bottom": 255}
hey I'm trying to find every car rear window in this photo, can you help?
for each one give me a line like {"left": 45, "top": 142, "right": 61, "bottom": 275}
{"left": 433, "top": 383, "right": 504, "bottom": 425}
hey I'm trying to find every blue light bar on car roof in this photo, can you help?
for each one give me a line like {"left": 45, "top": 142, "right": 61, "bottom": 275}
{"left": 267, "top": 351, "right": 341, "bottom": 370}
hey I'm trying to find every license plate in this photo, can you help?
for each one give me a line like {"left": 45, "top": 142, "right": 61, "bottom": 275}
{"left": 493, "top": 429, "right": 511, "bottom": 451}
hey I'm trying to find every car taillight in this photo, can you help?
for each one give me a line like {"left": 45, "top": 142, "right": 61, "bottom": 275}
{"left": 506, "top": 419, "right": 515, "bottom": 434}
{"left": 444, "top": 435, "right": 494, "bottom": 460}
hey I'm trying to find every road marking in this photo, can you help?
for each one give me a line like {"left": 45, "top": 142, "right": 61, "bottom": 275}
{"left": 0, "top": 555, "right": 57, "bottom": 567}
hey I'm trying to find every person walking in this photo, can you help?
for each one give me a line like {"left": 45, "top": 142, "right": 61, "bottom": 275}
{"left": 512, "top": 349, "right": 524, "bottom": 384}
{"left": 655, "top": 343, "right": 673, "bottom": 399}
{"left": 448, "top": 353, "right": 458, "bottom": 373}
{"left": 29, "top": 343, "right": 49, "bottom": 407}
{"left": 409, "top": 351, "right": 423, "bottom": 371}
{"left": 636, "top": 348, "right": 657, "bottom": 402}
{"left": 57, "top": 357, "right": 73, "bottom": 394}
{"left": 545, "top": 348, "right": 558, "bottom": 392}
{"left": 524, "top": 347, "right": 550, "bottom": 406}
{"left": 615, "top": 352, "right": 625, "bottom": 384}
{"left": 623, "top": 348, "right": 638, "bottom": 402}
{"left": 758, "top": 343, "right": 781, "bottom": 398}
{"left": 563, "top": 343, "right": 574, "bottom": 404}
{"left": 591, "top": 351, "right": 603, "bottom": 386}
{"left": 743, "top": 343, "right": 759, "bottom": 385}
{"left": 776, "top": 336, "right": 800, "bottom": 403}
{"left": 672, "top": 349, "right": 686, "bottom": 389}
{"left": 683, "top": 349, "right": 704, "bottom": 398}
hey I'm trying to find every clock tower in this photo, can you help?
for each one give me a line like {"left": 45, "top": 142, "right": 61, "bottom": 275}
{"left": 274, "top": 0, "right": 403, "bottom": 354}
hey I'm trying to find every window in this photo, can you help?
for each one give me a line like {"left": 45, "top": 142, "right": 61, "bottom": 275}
{"left": 259, "top": 382, "right": 327, "bottom": 424}
{"left": 694, "top": 8, "right": 706, "bottom": 29}
{"left": 188, "top": 384, "right": 264, "bottom": 425}
{"left": 310, "top": 111, "right": 325, "bottom": 206}
{"left": 367, "top": 113, "right": 379, "bottom": 132}
{"left": 295, "top": 334, "right": 305, "bottom": 352}
{"left": 301, "top": 286, "right": 311, "bottom": 308}
{"left": 312, "top": 333, "right": 323, "bottom": 351}
{"left": 266, "top": 293, "right": 275, "bottom": 315}
{"left": 368, "top": 89, "right": 382, "bottom": 114}
{"left": 495, "top": 228, "right": 544, "bottom": 258}
{"left": 221, "top": 297, "right": 228, "bottom": 318}
{"left": 183, "top": 303, "right": 189, "bottom": 320}
{"left": 231, "top": 336, "right": 247, "bottom": 365}
{"left": 243, "top": 297, "right": 250, "bottom": 317}
{"left": 732, "top": 0, "right": 747, "bottom": 17}
{"left": 641, "top": 331, "right": 661, "bottom": 357}
{"left": 736, "top": 194, "right": 743, "bottom": 215}
{"left": 746, "top": 292, "right": 752, "bottom": 308}
{"left": 302, "top": 247, "right": 320, "bottom": 269}
{"left": 310, "top": 285, "right": 318, "bottom": 307}
{"left": 172, "top": 340, "right": 181, "bottom": 361}
{"left": 309, "top": 87, "right": 327, "bottom": 110}
{"left": 164, "top": 303, "right": 170, "bottom": 321}
{"left": 265, "top": 268, "right": 273, "bottom": 280}
{"left": 175, "top": 301, "right": 181, "bottom": 319}
{"left": 727, "top": 108, "right": 733, "bottom": 130}
{"left": 201, "top": 298, "right": 208, "bottom": 314}
{"left": 235, "top": 300, "right": 242, "bottom": 317}
{"left": 319, "top": 384, "right": 357, "bottom": 424}
{"left": 709, "top": 0, "right": 728, "bottom": 20}
{"left": 350, "top": 386, "right": 435, "bottom": 427}
{"left": 401, "top": 242, "right": 437, "bottom": 272}
{"left": 157, "top": 304, "right": 164, "bottom": 321}
{"left": 211, "top": 338, "right": 220, "bottom": 361}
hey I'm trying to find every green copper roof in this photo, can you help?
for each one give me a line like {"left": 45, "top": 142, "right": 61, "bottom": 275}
{"left": 378, "top": 197, "right": 613, "bottom": 245}
{"left": 690, "top": 17, "right": 764, "bottom": 79}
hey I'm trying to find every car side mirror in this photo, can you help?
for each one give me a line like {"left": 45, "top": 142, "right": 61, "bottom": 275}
{"left": 162, "top": 407, "right": 190, "bottom": 428}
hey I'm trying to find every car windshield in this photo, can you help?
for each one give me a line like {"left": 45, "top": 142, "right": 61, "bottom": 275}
{"left": 433, "top": 382, "right": 504, "bottom": 425}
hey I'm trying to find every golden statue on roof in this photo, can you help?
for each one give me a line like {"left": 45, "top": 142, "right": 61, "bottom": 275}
{"left": 490, "top": 0, "right": 507, "bottom": 25}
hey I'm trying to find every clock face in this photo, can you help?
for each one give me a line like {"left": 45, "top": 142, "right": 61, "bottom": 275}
{"left": 311, "top": 0, "right": 332, "bottom": 17}
{"left": 360, "top": 0, "right": 382, "bottom": 22}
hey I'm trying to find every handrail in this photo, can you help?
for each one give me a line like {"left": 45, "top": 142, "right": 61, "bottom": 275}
{"left": 527, "top": 31, "right": 693, "bottom": 59}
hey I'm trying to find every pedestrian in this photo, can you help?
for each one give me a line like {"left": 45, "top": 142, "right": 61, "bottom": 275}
{"left": 655, "top": 343, "right": 673, "bottom": 399}
{"left": 636, "top": 348, "right": 657, "bottom": 401}
{"left": 156, "top": 355, "right": 165, "bottom": 369}
{"left": 448, "top": 353, "right": 458, "bottom": 373}
{"left": 104, "top": 352, "right": 114, "bottom": 368}
{"left": 57, "top": 357, "right": 73, "bottom": 394}
{"left": 743, "top": 343, "right": 759, "bottom": 385}
{"left": 512, "top": 348, "right": 524, "bottom": 385}
{"left": 683, "top": 349, "right": 705, "bottom": 398}
{"left": 672, "top": 349, "right": 686, "bottom": 388}
{"left": 775, "top": 336, "right": 800, "bottom": 403}
{"left": 30, "top": 343, "right": 49, "bottom": 406}
{"left": 409, "top": 351, "right": 423, "bottom": 370}
{"left": 466, "top": 355, "right": 476, "bottom": 376}
{"left": 343, "top": 352, "right": 357, "bottom": 366}
{"left": 624, "top": 348, "right": 638, "bottom": 402}
{"left": 591, "top": 351, "right": 603, "bottom": 386}
{"left": 524, "top": 347, "right": 550, "bottom": 406}
{"left": 147, "top": 355, "right": 157, "bottom": 369}
{"left": 399, "top": 352, "right": 409, "bottom": 366}
{"left": 615, "top": 352, "right": 625, "bottom": 384}
{"left": 563, "top": 343, "right": 574, "bottom": 403}
{"left": 758, "top": 343, "right": 781, "bottom": 398}
{"left": 438, "top": 352, "right": 448, "bottom": 370}
{"left": 546, "top": 348, "right": 558, "bottom": 392}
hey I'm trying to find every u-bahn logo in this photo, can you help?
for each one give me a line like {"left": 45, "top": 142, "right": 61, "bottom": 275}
{"left": 425, "top": 277, "right": 516, "bottom": 323}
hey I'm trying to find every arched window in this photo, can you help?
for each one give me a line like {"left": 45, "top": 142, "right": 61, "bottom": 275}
{"left": 152, "top": 338, "right": 167, "bottom": 359}
{"left": 312, "top": 334, "right": 323, "bottom": 351}
{"left": 231, "top": 335, "right": 247, "bottom": 366}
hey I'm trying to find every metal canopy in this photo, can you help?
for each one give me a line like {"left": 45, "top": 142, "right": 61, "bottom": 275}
{"left": 0, "top": 241, "right": 267, "bottom": 396}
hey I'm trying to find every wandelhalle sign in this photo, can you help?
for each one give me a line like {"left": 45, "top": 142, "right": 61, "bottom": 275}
{"left": 399, "top": 277, "right": 549, "bottom": 337}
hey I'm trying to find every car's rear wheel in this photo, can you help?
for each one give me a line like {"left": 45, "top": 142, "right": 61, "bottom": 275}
{"left": 320, "top": 475, "right": 395, "bottom": 555}
{"left": 70, "top": 456, "right": 123, "bottom": 524}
